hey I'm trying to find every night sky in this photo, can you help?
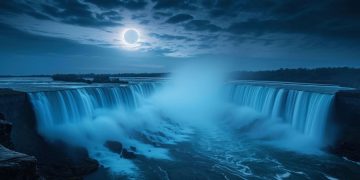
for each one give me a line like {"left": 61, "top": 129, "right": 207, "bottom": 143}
{"left": 0, "top": 0, "right": 359, "bottom": 75}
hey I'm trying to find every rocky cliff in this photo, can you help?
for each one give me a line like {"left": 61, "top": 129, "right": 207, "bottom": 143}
{"left": 0, "top": 144, "right": 39, "bottom": 179}
{"left": 0, "top": 89, "right": 98, "bottom": 179}
{"left": 332, "top": 90, "right": 360, "bottom": 161}
{"left": 0, "top": 108, "right": 39, "bottom": 179}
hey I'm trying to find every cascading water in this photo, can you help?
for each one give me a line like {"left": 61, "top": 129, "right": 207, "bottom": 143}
{"left": 27, "top": 80, "right": 339, "bottom": 178}
{"left": 226, "top": 84, "right": 334, "bottom": 143}
{"left": 29, "top": 83, "right": 157, "bottom": 133}
{"left": 28, "top": 83, "right": 181, "bottom": 175}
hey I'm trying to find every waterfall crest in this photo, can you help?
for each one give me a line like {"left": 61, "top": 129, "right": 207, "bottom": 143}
{"left": 226, "top": 84, "right": 334, "bottom": 140}
{"left": 29, "top": 83, "right": 157, "bottom": 128}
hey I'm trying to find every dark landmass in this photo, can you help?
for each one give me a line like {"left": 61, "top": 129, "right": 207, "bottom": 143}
{"left": 2, "top": 67, "right": 359, "bottom": 89}
{"left": 52, "top": 74, "right": 129, "bottom": 84}
{"left": 0, "top": 73, "right": 168, "bottom": 78}
{"left": 231, "top": 67, "right": 360, "bottom": 89}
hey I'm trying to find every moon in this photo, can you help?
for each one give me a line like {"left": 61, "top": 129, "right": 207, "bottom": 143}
{"left": 123, "top": 29, "right": 139, "bottom": 44}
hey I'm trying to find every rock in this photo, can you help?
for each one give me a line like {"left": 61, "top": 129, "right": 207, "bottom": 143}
{"left": 122, "top": 149, "right": 136, "bottom": 159}
{"left": 0, "top": 120, "right": 13, "bottom": 149}
{"left": 104, "top": 141, "right": 123, "bottom": 154}
{"left": 130, "top": 146, "right": 137, "bottom": 152}
{"left": 104, "top": 141, "right": 137, "bottom": 159}
{"left": 0, "top": 144, "right": 39, "bottom": 179}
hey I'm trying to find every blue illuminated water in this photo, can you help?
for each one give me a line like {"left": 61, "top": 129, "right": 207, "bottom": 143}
{"left": 1, "top": 77, "right": 358, "bottom": 179}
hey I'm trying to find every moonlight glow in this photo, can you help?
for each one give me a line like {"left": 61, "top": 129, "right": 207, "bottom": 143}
{"left": 121, "top": 28, "right": 140, "bottom": 50}
{"left": 124, "top": 29, "right": 138, "bottom": 44}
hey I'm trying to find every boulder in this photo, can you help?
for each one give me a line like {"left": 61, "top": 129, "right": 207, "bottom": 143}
{"left": 0, "top": 144, "right": 39, "bottom": 179}
{"left": 122, "top": 149, "right": 136, "bottom": 159}
{"left": 104, "top": 141, "right": 137, "bottom": 159}
{"left": 130, "top": 146, "right": 137, "bottom": 152}
{"left": 104, "top": 141, "right": 123, "bottom": 154}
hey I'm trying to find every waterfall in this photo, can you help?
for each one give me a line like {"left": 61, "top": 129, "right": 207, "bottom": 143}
{"left": 28, "top": 83, "right": 158, "bottom": 133}
{"left": 226, "top": 84, "right": 334, "bottom": 140}
{"left": 28, "top": 82, "right": 334, "bottom": 142}
{"left": 26, "top": 81, "right": 337, "bottom": 174}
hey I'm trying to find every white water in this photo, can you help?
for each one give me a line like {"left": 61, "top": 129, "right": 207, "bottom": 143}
{"left": 28, "top": 83, "right": 190, "bottom": 176}
{"left": 226, "top": 84, "right": 334, "bottom": 142}
{"left": 28, "top": 72, "right": 336, "bottom": 177}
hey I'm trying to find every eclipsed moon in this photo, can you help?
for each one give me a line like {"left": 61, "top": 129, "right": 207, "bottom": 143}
{"left": 123, "top": 29, "right": 139, "bottom": 44}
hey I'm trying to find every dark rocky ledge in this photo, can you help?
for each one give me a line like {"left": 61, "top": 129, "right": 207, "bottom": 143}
{"left": 0, "top": 144, "right": 39, "bottom": 179}
{"left": 0, "top": 89, "right": 99, "bottom": 179}
{"left": 0, "top": 112, "right": 39, "bottom": 179}
{"left": 105, "top": 140, "right": 137, "bottom": 159}
{"left": 331, "top": 90, "right": 360, "bottom": 161}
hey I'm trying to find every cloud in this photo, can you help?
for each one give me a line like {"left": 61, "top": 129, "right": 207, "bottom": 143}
{"left": 0, "top": 1, "right": 51, "bottom": 20}
{"left": 165, "top": 14, "right": 193, "bottom": 24}
{"left": 84, "top": 0, "right": 148, "bottom": 10}
{"left": 149, "top": 33, "right": 193, "bottom": 41}
{"left": 1, "top": 0, "right": 359, "bottom": 62}
{"left": 184, "top": 20, "right": 222, "bottom": 32}
{"left": 40, "top": 0, "right": 122, "bottom": 27}
{"left": 153, "top": 11, "right": 173, "bottom": 20}
{"left": 152, "top": 0, "right": 196, "bottom": 10}
{"left": 227, "top": 0, "right": 360, "bottom": 40}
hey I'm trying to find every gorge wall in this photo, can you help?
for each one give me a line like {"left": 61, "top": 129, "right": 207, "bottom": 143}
{"left": 332, "top": 90, "right": 360, "bottom": 161}
{"left": 0, "top": 89, "right": 98, "bottom": 179}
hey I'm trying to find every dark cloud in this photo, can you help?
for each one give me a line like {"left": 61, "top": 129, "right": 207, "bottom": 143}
{"left": 184, "top": 20, "right": 221, "bottom": 32}
{"left": 153, "top": 11, "right": 173, "bottom": 20}
{"left": 132, "top": 14, "right": 147, "bottom": 20}
{"left": 1, "top": 0, "right": 359, "bottom": 66}
{"left": 150, "top": 33, "right": 193, "bottom": 41}
{"left": 0, "top": 1, "right": 51, "bottom": 20}
{"left": 84, "top": 0, "right": 147, "bottom": 10}
{"left": 0, "top": 22, "right": 108, "bottom": 56}
{"left": 140, "top": 19, "right": 150, "bottom": 24}
{"left": 0, "top": 1, "right": 25, "bottom": 14}
{"left": 41, "top": 0, "right": 121, "bottom": 27}
{"left": 0, "top": 0, "right": 122, "bottom": 27}
{"left": 227, "top": 0, "right": 360, "bottom": 40}
{"left": 152, "top": 0, "right": 196, "bottom": 10}
{"left": 165, "top": 14, "right": 193, "bottom": 24}
{"left": 97, "top": 11, "right": 123, "bottom": 21}
{"left": 148, "top": 46, "right": 176, "bottom": 55}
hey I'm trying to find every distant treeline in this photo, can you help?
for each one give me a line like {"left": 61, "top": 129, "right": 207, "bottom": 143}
{"left": 52, "top": 74, "right": 129, "bottom": 84}
{"left": 231, "top": 67, "right": 360, "bottom": 89}
{"left": 53, "top": 73, "right": 168, "bottom": 78}
{"left": 0, "top": 73, "right": 169, "bottom": 78}
{"left": 2, "top": 68, "right": 360, "bottom": 89}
